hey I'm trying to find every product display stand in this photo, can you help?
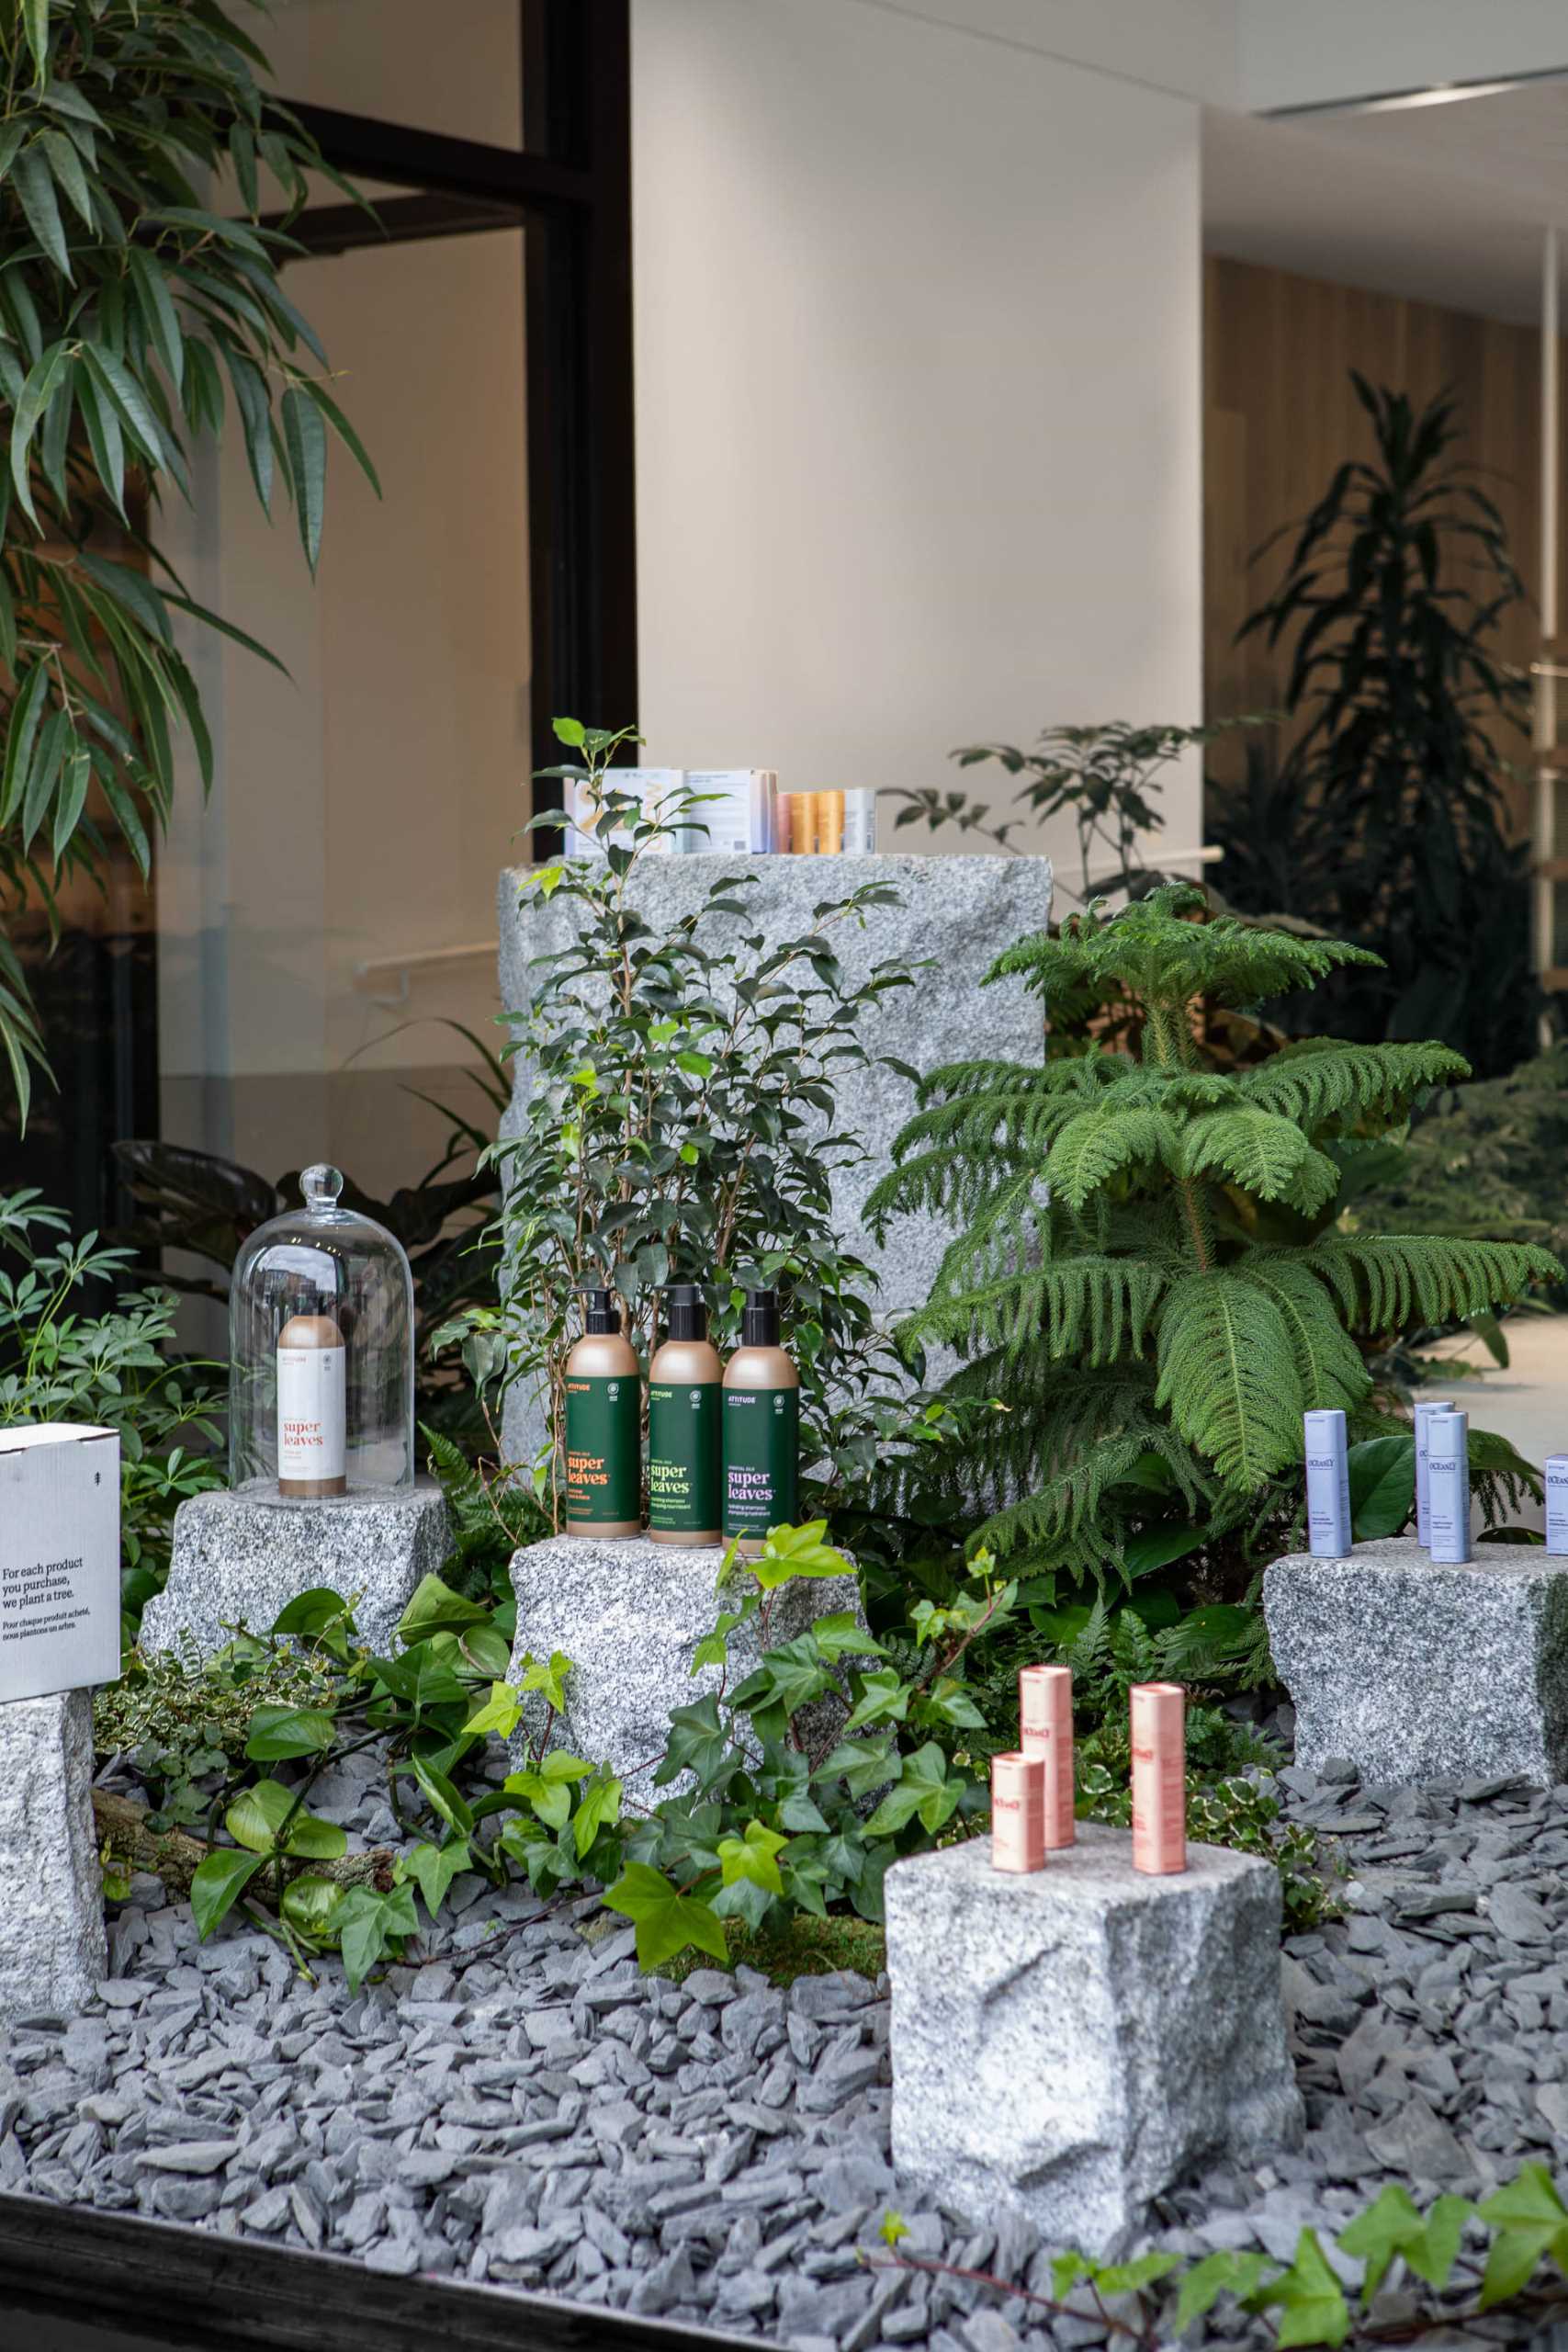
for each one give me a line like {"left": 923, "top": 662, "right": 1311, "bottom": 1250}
{"left": 0, "top": 1690, "right": 107, "bottom": 2020}
{"left": 884, "top": 1826, "right": 1301, "bottom": 2246}
{"left": 1265, "top": 1535, "right": 1568, "bottom": 1786}
{"left": 141, "top": 1482, "right": 449, "bottom": 1659}
{"left": 506, "top": 1533, "right": 863, "bottom": 1803}
{"left": 495, "top": 852, "right": 1054, "bottom": 1468}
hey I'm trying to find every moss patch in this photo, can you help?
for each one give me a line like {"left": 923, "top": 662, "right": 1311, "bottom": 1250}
{"left": 650, "top": 1911, "right": 886, "bottom": 1989}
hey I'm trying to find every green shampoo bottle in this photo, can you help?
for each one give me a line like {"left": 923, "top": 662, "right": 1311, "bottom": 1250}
{"left": 563, "top": 1289, "right": 641, "bottom": 1537}
{"left": 648, "top": 1284, "right": 722, "bottom": 1545}
{"left": 721, "top": 1287, "right": 798, "bottom": 1556}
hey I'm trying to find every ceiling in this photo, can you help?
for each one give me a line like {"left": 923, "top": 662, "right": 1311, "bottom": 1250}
{"left": 1204, "top": 74, "right": 1568, "bottom": 326}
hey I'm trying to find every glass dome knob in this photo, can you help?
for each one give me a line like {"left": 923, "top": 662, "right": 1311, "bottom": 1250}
{"left": 300, "top": 1163, "right": 344, "bottom": 1211}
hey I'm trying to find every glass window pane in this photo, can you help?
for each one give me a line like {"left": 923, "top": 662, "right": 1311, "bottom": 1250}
{"left": 259, "top": 0, "right": 523, "bottom": 151}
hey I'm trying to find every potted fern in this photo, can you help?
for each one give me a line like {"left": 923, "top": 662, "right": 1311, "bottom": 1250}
{"left": 867, "top": 888, "right": 1556, "bottom": 1636}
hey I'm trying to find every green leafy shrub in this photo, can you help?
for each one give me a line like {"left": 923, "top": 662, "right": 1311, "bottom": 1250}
{"left": 0, "top": 1189, "right": 222, "bottom": 1620}
{"left": 865, "top": 888, "right": 1556, "bottom": 1614}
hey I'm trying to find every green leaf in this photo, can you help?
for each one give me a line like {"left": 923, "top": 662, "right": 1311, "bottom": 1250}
{"left": 39, "top": 130, "right": 92, "bottom": 231}
{"left": 653, "top": 1694, "right": 730, "bottom": 1788}
{"left": 225, "top": 1779, "right": 293, "bottom": 1853}
{"left": 553, "top": 717, "right": 586, "bottom": 747}
{"left": 841, "top": 1668, "right": 911, "bottom": 1736}
{"left": 572, "top": 1770, "right": 623, "bottom": 1858}
{"left": 606, "top": 1862, "right": 728, "bottom": 1969}
{"left": 1, "top": 664, "right": 50, "bottom": 825}
{"left": 283, "top": 1811, "right": 346, "bottom": 1861}
{"left": 412, "top": 1751, "right": 476, "bottom": 1838}
{"left": 1174, "top": 2250, "right": 1269, "bottom": 2334}
{"left": 1348, "top": 1435, "right": 1416, "bottom": 1541}
{"left": 224, "top": 346, "right": 274, "bottom": 513}
{"left": 22, "top": 0, "right": 49, "bottom": 85}
{"left": 517, "top": 1648, "right": 573, "bottom": 1712}
{"left": 127, "top": 247, "right": 185, "bottom": 393}
{"left": 270, "top": 1587, "right": 354, "bottom": 1636}
{"left": 189, "top": 1846, "right": 264, "bottom": 1939}
{"left": 1477, "top": 2166, "right": 1568, "bottom": 2305}
{"left": 691, "top": 1610, "right": 744, "bottom": 1673}
{"left": 278, "top": 1873, "right": 341, "bottom": 1939}
{"left": 333, "top": 1882, "right": 419, "bottom": 1993}
{"left": 281, "top": 384, "right": 327, "bottom": 572}
{"left": 244, "top": 1703, "right": 338, "bottom": 1761}
{"left": 300, "top": 373, "right": 379, "bottom": 495}
{"left": 51, "top": 741, "right": 89, "bottom": 859}
{"left": 717, "top": 1817, "right": 787, "bottom": 1896}
{"left": 396, "top": 1573, "right": 491, "bottom": 1644}
{"left": 863, "top": 1742, "right": 962, "bottom": 1837}
{"left": 810, "top": 1611, "right": 885, "bottom": 1663}
{"left": 1404, "top": 2196, "right": 1473, "bottom": 2292}
{"left": 9, "top": 338, "right": 69, "bottom": 525}
{"left": 398, "top": 1837, "right": 471, "bottom": 1917}
{"left": 1258, "top": 2228, "right": 1350, "bottom": 2349}
{"left": 14, "top": 145, "right": 70, "bottom": 278}
{"left": 462, "top": 1680, "right": 523, "bottom": 1739}
{"left": 1337, "top": 2183, "right": 1424, "bottom": 2305}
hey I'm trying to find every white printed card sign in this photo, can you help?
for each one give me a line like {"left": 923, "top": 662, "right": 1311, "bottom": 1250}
{"left": 0, "top": 1423, "right": 121, "bottom": 1702}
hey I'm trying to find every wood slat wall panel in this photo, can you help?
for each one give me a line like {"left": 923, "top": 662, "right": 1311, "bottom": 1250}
{"left": 1204, "top": 254, "right": 1554, "bottom": 829}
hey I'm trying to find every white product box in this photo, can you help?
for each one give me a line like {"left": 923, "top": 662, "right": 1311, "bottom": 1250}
{"left": 0, "top": 1423, "right": 121, "bottom": 1702}
{"left": 842, "top": 788, "right": 878, "bottom": 854}
{"left": 565, "top": 768, "right": 685, "bottom": 859}
{"left": 682, "top": 770, "right": 777, "bottom": 855}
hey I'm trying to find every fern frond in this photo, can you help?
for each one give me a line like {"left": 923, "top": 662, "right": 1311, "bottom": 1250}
{"left": 988, "top": 888, "right": 1382, "bottom": 1015}
{"left": 905, "top": 1255, "right": 1168, "bottom": 1364}
{"left": 865, "top": 1144, "right": 1027, "bottom": 1238}
{"left": 1178, "top": 1108, "right": 1339, "bottom": 1214}
{"left": 1155, "top": 1270, "right": 1304, "bottom": 1490}
{"left": 915, "top": 1056, "right": 1109, "bottom": 1106}
{"left": 921, "top": 1169, "right": 1049, "bottom": 1296}
{"left": 1239, "top": 1038, "right": 1469, "bottom": 1126}
{"left": 1302, "top": 1232, "right": 1562, "bottom": 1333}
{"left": 1237, "top": 1258, "right": 1370, "bottom": 1415}
{"left": 1047, "top": 1103, "right": 1181, "bottom": 1210}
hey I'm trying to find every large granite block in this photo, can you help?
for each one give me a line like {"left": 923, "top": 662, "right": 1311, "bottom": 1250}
{"left": 1266, "top": 1536, "right": 1568, "bottom": 1786}
{"left": 497, "top": 852, "right": 1052, "bottom": 1464}
{"left": 141, "top": 1482, "right": 449, "bottom": 1658}
{"left": 886, "top": 1826, "right": 1301, "bottom": 2247}
{"left": 0, "top": 1690, "right": 107, "bottom": 2020}
{"left": 506, "top": 1533, "right": 862, "bottom": 1804}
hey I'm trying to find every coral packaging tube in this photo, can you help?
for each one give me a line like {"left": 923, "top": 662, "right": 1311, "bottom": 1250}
{"left": 1019, "top": 1664, "right": 1076, "bottom": 1849}
{"left": 1130, "top": 1683, "right": 1186, "bottom": 1875}
{"left": 1548, "top": 1456, "right": 1568, "bottom": 1556}
{"left": 1427, "top": 1408, "right": 1472, "bottom": 1565}
{"left": 1414, "top": 1399, "right": 1456, "bottom": 1550}
{"left": 990, "top": 1751, "right": 1045, "bottom": 1874}
{"left": 1303, "top": 1408, "right": 1351, "bottom": 1559}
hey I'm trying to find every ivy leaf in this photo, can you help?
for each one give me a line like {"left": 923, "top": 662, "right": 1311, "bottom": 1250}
{"left": 398, "top": 1837, "right": 472, "bottom": 1918}
{"left": 1337, "top": 2183, "right": 1424, "bottom": 2304}
{"left": 462, "top": 1680, "right": 523, "bottom": 1739}
{"left": 717, "top": 1818, "right": 787, "bottom": 1896}
{"left": 189, "top": 1847, "right": 264, "bottom": 1939}
{"left": 814, "top": 1734, "right": 896, "bottom": 1800}
{"left": 518, "top": 1648, "right": 574, "bottom": 1712}
{"left": 863, "top": 1742, "right": 964, "bottom": 1837}
{"left": 334, "top": 1882, "right": 419, "bottom": 1994}
{"left": 573, "top": 1770, "right": 623, "bottom": 1858}
{"left": 1174, "top": 2250, "right": 1269, "bottom": 2334}
{"left": 654, "top": 1695, "right": 730, "bottom": 1788}
{"left": 842, "top": 1668, "right": 911, "bottom": 1736}
{"left": 810, "top": 1611, "right": 885, "bottom": 1663}
{"left": 244, "top": 1703, "right": 338, "bottom": 1761}
{"left": 1254, "top": 2228, "right": 1350, "bottom": 2349}
{"left": 1478, "top": 2165, "right": 1568, "bottom": 2307}
{"left": 879, "top": 2211, "right": 909, "bottom": 2248}
{"left": 691, "top": 1611, "right": 744, "bottom": 1673}
{"left": 604, "top": 1862, "right": 728, "bottom": 1969}
{"left": 750, "top": 1519, "right": 852, "bottom": 1589}
{"left": 1404, "top": 2196, "right": 1473, "bottom": 2292}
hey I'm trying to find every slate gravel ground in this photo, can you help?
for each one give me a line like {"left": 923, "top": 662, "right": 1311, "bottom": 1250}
{"left": 10, "top": 1761, "right": 1568, "bottom": 2351}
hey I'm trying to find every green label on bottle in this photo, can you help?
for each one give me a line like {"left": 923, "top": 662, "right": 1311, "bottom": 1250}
{"left": 565, "top": 1374, "right": 640, "bottom": 1523}
{"left": 649, "top": 1381, "right": 720, "bottom": 1533}
{"left": 722, "top": 1387, "right": 798, "bottom": 1539}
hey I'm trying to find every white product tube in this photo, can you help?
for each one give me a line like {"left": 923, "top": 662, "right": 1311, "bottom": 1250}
{"left": 1414, "top": 1398, "right": 1457, "bottom": 1550}
{"left": 1427, "top": 1409, "right": 1471, "bottom": 1565}
{"left": 1547, "top": 1455, "right": 1568, "bottom": 1555}
{"left": 1303, "top": 1408, "right": 1352, "bottom": 1559}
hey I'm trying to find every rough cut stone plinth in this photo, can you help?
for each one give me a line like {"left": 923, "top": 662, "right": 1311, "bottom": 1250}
{"left": 141, "top": 1482, "right": 449, "bottom": 1658}
{"left": 507, "top": 1534, "right": 862, "bottom": 1804}
{"left": 497, "top": 852, "right": 1052, "bottom": 1466}
{"left": 0, "top": 1690, "right": 107, "bottom": 2020}
{"left": 1266, "top": 1536, "right": 1568, "bottom": 1786}
{"left": 886, "top": 1825, "right": 1302, "bottom": 2247}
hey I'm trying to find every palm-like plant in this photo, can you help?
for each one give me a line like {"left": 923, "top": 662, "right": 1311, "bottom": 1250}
{"left": 867, "top": 888, "right": 1556, "bottom": 1597}
{"left": 0, "top": 1, "right": 374, "bottom": 1122}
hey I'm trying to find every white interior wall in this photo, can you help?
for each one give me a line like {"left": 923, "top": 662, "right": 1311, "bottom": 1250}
{"left": 1240, "top": 0, "right": 1568, "bottom": 114}
{"left": 628, "top": 0, "right": 1206, "bottom": 884}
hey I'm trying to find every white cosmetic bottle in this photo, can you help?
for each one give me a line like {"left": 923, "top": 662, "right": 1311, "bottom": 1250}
{"left": 1427, "top": 1408, "right": 1472, "bottom": 1565}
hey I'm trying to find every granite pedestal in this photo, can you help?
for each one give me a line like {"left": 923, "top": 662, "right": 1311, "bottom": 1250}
{"left": 496, "top": 852, "right": 1053, "bottom": 1466}
{"left": 1265, "top": 1536, "right": 1568, "bottom": 1786}
{"left": 507, "top": 1534, "right": 863, "bottom": 1804}
{"left": 885, "top": 1826, "right": 1301, "bottom": 2247}
{"left": 140, "top": 1481, "right": 449, "bottom": 1658}
{"left": 0, "top": 1690, "right": 107, "bottom": 2020}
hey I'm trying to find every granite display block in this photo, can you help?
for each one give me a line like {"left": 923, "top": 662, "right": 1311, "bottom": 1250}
{"left": 140, "top": 1482, "right": 449, "bottom": 1658}
{"left": 0, "top": 1690, "right": 107, "bottom": 2020}
{"left": 506, "top": 1533, "right": 863, "bottom": 1804}
{"left": 885, "top": 1826, "right": 1301, "bottom": 2246}
{"left": 1265, "top": 1536, "right": 1568, "bottom": 1786}
{"left": 496, "top": 852, "right": 1052, "bottom": 1466}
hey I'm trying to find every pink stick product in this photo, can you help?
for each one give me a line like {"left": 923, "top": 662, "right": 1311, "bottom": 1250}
{"left": 1019, "top": 1663, "right": 1077, "bottom": 1849}
{"left": 1130, "top": 1682, "right": 1186, "bottom": 1875}
{"left": 990, "top": 1751, "right": 1045, "bottom": 1874}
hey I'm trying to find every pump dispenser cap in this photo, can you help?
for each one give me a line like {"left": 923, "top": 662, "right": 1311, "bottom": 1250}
{"left": 664, "top": 1283, "right": 706, "bottom": 1342}
{"left": 582, "top": 1287, "right": 620, "bottom": 1335}
{"left": 741, "top": 1287, "right": 780, "bottom": 1346}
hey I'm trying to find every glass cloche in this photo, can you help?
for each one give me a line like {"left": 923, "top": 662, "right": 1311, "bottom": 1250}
{"left": 229, "top": 1164, "right": 414, "bottom": 1500}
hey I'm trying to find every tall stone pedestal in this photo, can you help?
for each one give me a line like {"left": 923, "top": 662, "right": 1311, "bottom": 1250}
{"left": 140, "top": 1482, "right": 449, "bottom": 1658}
{"left": 0, "top": 1690, "right": 107, "bottom": 2020}
{"left": 885, "top": 1826, "right": 1301, "bottom": 2246}
{"left": 1265, "top": 1536, "right": 1568, "bottom": 1786}
{"left": 496, "top": 852, "right": 1053, "bottom": 1467}
{"left": 507, "top": 1534, "right": 862, "bottom": 1804}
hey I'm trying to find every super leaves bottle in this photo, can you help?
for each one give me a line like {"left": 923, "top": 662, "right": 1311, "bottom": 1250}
{"left": 563, "top": 1289, "right": 641, "bottom": 1537}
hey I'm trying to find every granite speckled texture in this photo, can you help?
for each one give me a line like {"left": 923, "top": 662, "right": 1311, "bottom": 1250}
{"left": 496, "top": 853, "right": 1052, "bottom": 1466}
{"left": 885, "top": 1824, "right": 1301, "bottom": 2247}
{"left": 0, "top": 1690, "right": 106, "bottom": 2020}
{"left": 141, "top": 1482, "right": 449, "bottom": 1658}
{"left": 1266, "top": 1537, "right": 1568, "bottom": 1786}
{"left": 507, "top": 1533, "right": 863, "bottom": 1804}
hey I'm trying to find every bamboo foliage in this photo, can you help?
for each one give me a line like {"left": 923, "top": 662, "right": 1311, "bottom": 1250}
{"left": 0, "top": 0, "right": 375, "bottom": 1123}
